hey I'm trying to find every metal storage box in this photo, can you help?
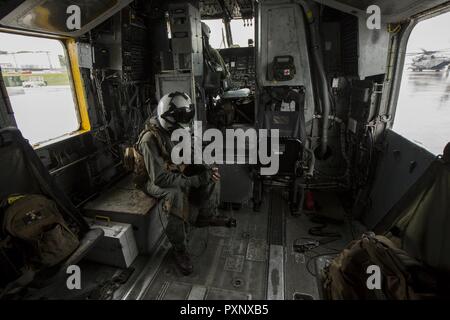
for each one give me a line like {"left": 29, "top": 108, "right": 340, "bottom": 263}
{"left": 83, "top": 176, "right": 163, "bottom": 254}
{"left": 85, "top": 218, "right": 138, "bottom": 268}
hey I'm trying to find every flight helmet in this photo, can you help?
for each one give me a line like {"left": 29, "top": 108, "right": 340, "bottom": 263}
{"left": 157, "top": 92, "right": 195, "bottom": 131}
{"left": 201, "top": 22, "right": 211, "bottom": 41}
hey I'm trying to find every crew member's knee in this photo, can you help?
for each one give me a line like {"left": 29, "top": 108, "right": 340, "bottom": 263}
{"left": 162, "top": 187, "right": 184, "bottom": 214}
{"left": 205, "top": 180, "right": 220, "bottom": 196}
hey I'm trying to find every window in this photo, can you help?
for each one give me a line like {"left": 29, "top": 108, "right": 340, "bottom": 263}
{"left": 202, "top": 18, "right": 255, "bottom": 49}
{"left": 393, "top": 12, "right": 450, "bottom": 155}
{"left": 0, "top": 32, "right": 81, "bottom": 146}
{"left": 230, "top": 19, "right": 254, "bottom": 48}
{"left": 203, "top": 19, "right": 227, "bottom": 49}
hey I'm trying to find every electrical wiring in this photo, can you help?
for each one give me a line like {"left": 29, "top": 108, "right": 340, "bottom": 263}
{"left": 294, "top": 236, "right": 341, "bottom": 252}
{"left": 293, "top": 214, "right": 343, "bottom": 272}
{"left": 309, "top": 225, "right": 341, "bottom": 239}
{"left": 301, "top": 207, "right": 343, "bottom": 278}
{"left": 305, "top": 251, "right": 339, "bottom": 278}
{"left": 388, "top": 23, "right": 402, "bottom": 34}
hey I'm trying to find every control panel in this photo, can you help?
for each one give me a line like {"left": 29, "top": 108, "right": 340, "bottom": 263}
{"left": 219, "top": 47, "right": 256, "bottom": 91}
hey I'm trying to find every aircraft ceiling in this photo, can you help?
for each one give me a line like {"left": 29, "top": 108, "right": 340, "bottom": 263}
{"left": 313, "top": 0, "right": 450, "bottom": 22}
{"left": 200, "top": 0, "right": 450, "bottom": 22}
{"left": 200, "top": 0, "right": 254, "bottom": 20}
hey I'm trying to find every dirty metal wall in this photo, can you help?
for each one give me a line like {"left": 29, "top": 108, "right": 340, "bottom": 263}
{"left": 357, "top": 18, "right": 390, "bottom": 80}
{"left": 322, "top": 0, "right": 449, "bottom": 22}
{"left": 362, "top": 129, "right": 435, "bottom": 229}
{"left": 256, "top": 0, "right": 316, "bottom": 125}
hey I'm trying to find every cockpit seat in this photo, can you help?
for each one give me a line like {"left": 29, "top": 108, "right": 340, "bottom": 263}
{"left": 222, "top": 88, "right": 251, "bottom": 100}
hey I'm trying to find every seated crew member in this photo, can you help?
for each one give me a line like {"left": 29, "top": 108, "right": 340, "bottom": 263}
{"left": 201, "top": 22, "right": 231, "bottom": 86}
{"left": 136, "top": 92, "right": 236, "bottom": 275}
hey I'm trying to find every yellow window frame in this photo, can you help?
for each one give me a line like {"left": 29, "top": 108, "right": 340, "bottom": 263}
{"left": 66, "top": 38, "right": 91, "bottom": 133}
{"left": 0, "top": 29, "right": 91, "bottom": 146}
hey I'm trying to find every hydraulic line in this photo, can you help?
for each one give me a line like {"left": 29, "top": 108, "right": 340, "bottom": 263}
{"left": 298, "top": 0, "right": 331, "bottom": 158}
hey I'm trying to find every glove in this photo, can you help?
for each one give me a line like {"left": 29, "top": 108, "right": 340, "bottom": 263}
{"left": 187, "top": 169, "right": 212, "bottom": 188}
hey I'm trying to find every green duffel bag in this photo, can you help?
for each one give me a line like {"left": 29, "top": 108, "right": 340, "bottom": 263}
{"left": 3, "top": 194, "right": 79, "bottom": 268}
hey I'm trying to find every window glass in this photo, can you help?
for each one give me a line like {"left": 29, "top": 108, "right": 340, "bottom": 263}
{"left": 230, "top": 18, "right": 254, "bottom": 47}
{"left": 0, "top": 32, "right": 80, "bottom": 146}
{"left": 393, "top": 12, "right": 450, "bottom": 155}
{"left": 202, "top": 19, "right": 227, "bottom": 49}
{"left": 202, "top": 18, "right": 255, "bottom": 49}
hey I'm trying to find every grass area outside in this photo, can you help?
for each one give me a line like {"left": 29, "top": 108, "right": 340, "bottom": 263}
{"left": 2, "top": 72, "right": 70, "bottom": 86}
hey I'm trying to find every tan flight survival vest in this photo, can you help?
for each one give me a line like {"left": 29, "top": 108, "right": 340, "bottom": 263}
{"left": 124, "top": 120, "right": 185, "bottom": 189}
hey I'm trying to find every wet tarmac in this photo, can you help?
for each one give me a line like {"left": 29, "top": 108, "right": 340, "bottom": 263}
{"left": 7, "top": 85, "right": 79, "bottom": 145}
{"left": 393, "top": 68, "right": 450, "bottom": 155}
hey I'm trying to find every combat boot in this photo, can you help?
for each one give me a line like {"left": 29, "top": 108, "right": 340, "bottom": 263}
{"left": 173, "top": 250, "right": 193, "bottom": 276}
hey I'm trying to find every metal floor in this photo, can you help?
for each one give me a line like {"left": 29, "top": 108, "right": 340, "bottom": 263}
{"left": 141, "top": 198, "right": 270, "bottom": 300}
{"left": 284, "top": 191, "right": 355, "bottom": 300}
{"left": 123, "top": 188, "right": 355, "bottom": 301}
{"left": 28, "top": 189, "right": 357, "bottom": 300}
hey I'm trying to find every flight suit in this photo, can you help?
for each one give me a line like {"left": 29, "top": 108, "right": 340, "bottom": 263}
{"left": 138, "top": 117, "right": 220, "bottom": 252}
{"left": 208, "top": 45, "right": 231, "bottom": 80}
{"left": 203, "top": 40, "right": 231, "bottom": 84}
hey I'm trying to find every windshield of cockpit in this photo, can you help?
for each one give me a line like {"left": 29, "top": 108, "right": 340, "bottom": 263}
{"left": 202, "top": 18, "right": 255, "bottom": 49}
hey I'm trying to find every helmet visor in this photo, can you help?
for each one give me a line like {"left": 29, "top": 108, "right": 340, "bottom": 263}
{"left": 173, "top": 106, "right": 195, "bottom": 124}
{"left": 162, "top": 104, "right": 195, "bottom": 128}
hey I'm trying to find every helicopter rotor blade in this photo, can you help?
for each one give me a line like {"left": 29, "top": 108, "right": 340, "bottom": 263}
{"left": 406, "top": 48, "right": 450, "bottom": 57}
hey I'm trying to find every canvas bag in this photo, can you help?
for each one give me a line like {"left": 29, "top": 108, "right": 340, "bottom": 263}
{"left": 3, "top": 194, "right": 79, "bottom": 268}
{"left": 322, "top": 233, "right": 438, "bottom": 300}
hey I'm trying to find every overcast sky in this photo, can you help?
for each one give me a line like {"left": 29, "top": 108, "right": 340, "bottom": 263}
{"left": 0, "top": 32, "right": 64, "bottom": 68}
{"left": 203, "top": 18, "right": 255, "bottom": 49}
{"left": 406, "top": 11, "right": 450, "bottom": 53}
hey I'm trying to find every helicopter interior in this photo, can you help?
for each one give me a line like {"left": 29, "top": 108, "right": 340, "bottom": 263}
{"left": 0, "top": 0, "right": 449, "bottom": 300}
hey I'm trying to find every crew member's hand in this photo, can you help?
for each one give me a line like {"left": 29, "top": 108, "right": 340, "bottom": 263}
{"left": 211, "top": 167, "right": 221, "bottom": 182}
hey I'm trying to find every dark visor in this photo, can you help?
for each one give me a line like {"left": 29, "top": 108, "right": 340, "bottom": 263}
{"left": 162, "top": 104, "right": 195, "bottom": 125}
